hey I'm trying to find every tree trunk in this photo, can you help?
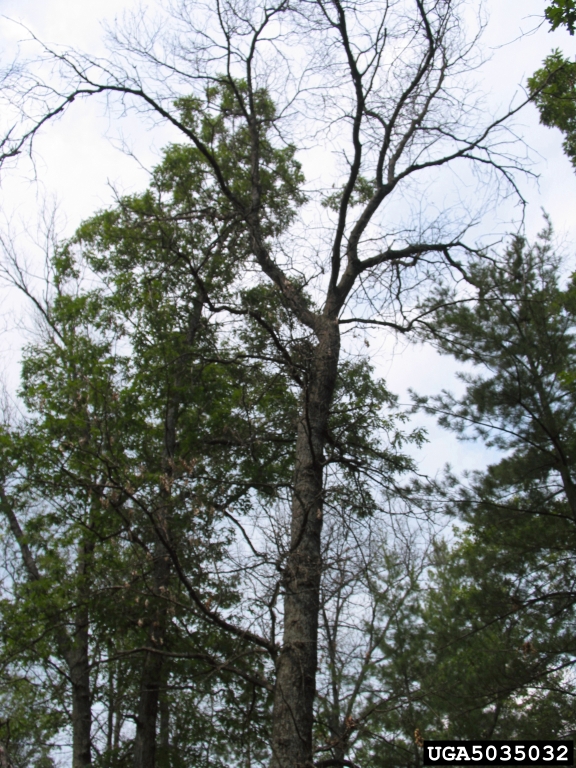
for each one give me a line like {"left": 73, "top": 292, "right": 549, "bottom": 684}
{"left": 132, "top": 646, "right": 164, "bottom": 768}
{"left": 70, "top": 540, "right": 94, "bottom": 768}
{"left": 69, "top": 624, "right": 93, "bottom": 768}
{"left": 106, "top": 646, "right": 115, "bottom": 764}
{"left": 132, "top": 545, "right": 171, "bottom": 768}
{"left": 113, "top": 700, "right": 123, "bottom": 757}
{"left": 270, "top": 322, "right": 340, "bottom": 768}
{"left": 158, "top": 683, "right": 170, "bottom": 768}
{"left": 1, "top": 489, "right": 93, "bottom": 767}
{"left": 0, "top": 744, "right": 14, "bottom": 768}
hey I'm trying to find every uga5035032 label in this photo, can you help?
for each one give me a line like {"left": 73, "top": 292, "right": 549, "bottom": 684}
{"left": 422, "top": 741, "right": 574, "bottom": 766}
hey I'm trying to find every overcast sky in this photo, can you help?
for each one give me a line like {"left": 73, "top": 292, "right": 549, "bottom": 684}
{"left": 0, "top": 0, "right": 575, "bottom": 474}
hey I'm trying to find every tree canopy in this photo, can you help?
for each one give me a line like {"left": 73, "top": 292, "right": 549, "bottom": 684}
{"left": 0, "top": 2, "right": 574, "bottom": 768}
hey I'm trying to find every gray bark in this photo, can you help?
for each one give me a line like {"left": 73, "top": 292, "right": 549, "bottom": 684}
{"left": 70, "top": 541, "right": 94, "bottom": 768}
{"left": 0, "top": 745, "right": 13, "bottom": 768}
{"left": 69, "top": 610, "right": 93, "bottom": 768}
{"left": 271, "top": 322, "right": 340, "bottom": 768}
{"left": 158, "top": 686, "right": 170, "bottom": 768}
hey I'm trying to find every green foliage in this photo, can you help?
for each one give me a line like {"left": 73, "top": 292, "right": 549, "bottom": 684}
{"left": 0, "top": 78, "right": 435, "bottom": 767}
{"left": 314, "top": 225, "right": 576, "bottom": 768}
{"left": 545, "top": 0, "right": 576, "bottom": 33}
{"left": 530, "top": 0, "right": 576, "bottom": 166}
{"left": 0, "top": 674, "right": 60, "bottom": 768}
{"left": 401, "top": 224, "right": 576, "bottom": 751}
{"left": 326, "top": 359, "right": 426, "bottom": 517}
{"left": 529, "top": 51, "right": 576, "bottom": 167}
{"left": 321, "top": 175, "right": 376, "bottom": 212}
{"left": 0, "top": 84, "right": 305, "bottom": 765}
{"left": 173, "top": 79, "right": 306, "bottom": 236}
